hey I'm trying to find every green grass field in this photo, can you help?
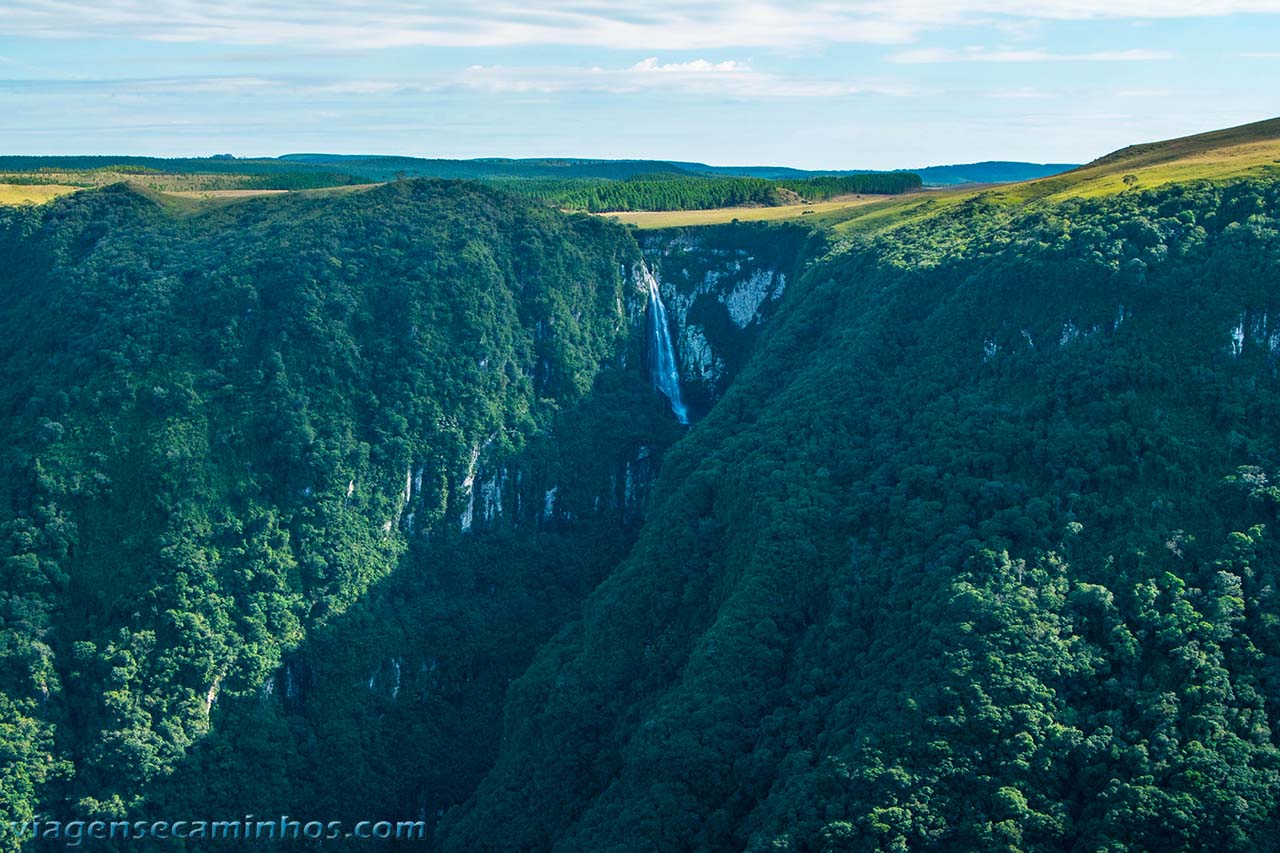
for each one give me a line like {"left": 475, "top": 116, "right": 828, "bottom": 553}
{"left": 599, "top": 194, "right": 900, "bottom": 228}
{"left": 992, "top": 116, "right": 1280, "bottom": 202}
{"left": 606, "top": 116, "right": 1280, "bottom": 233}
{"left": 601, "top": 189, "right": 978, "bottom": 232}
{"left": 0, "top": 184, "right": 81, "bottom": 205}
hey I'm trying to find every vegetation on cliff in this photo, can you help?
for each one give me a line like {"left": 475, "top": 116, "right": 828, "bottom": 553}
{"left": 0, "top": 180, "right": 652, "bottom": 837}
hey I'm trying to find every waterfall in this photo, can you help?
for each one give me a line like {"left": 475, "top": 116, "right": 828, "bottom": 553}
{"left": 640, "top": 263, "right": 689, "bottom": 425}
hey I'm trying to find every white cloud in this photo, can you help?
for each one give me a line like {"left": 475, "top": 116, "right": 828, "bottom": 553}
{"left": 890, "top": 47, "right": 1175, "bottom": 63}
{"left": 984, "top": 87, "right": 1057, "bottom": 98}
{"left": 311, "top": 80, "right": 403, "bottom": 95}
{"left": 0, "top": 59, "right": 912, "bottom": 103}
{"left": 0, "top": 1, "right": 913, "bottom": 49}
{"left": 630, "top": 57, "right": 748, "bottom": 73}
{"left": 457, "top": 58, "right": 911, "bottom": 98}
{"left": 2, "top": 1, "right": 1279, "bottom": 50}
{"left": 1112, "top": 88, "right": 1176, "bottom": 97}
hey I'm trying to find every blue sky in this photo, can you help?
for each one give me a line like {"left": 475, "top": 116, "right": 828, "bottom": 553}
{"left": 1, "top": 1, "right": 1278, "bottom": 168}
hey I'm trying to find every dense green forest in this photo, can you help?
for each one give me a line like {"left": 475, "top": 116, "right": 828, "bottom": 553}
{"left": 498, "top": 172, "right": 923, "bottom": 212}
{"left": 1, "top": 156, "right": 921, "bottom": 212}
{"left": 0, "top": 180, "right": 667, "bottom": 846}
{"left": 2, "top": 165, "right": 1280, "bottom": 851}
{"left": 441, "top": 177, "right": 1280, "bottom": 851}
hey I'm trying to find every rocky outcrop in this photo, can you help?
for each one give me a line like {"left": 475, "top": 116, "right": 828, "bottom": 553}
{"left": 635, "top": 224, "right": 821, "bottom": 419}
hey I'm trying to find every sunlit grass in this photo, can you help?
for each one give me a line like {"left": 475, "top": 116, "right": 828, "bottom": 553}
{"left": 993, "top": 134, "right": 1280, "bottom": 203}
{"left": 596, "top": 194, "right": 899, "bottom": 229}
{"left": 612, "top": 116, "right": 1280, "bottom": 235}
{"left": 0, "top": 183, "right": 80, "bottom": 205}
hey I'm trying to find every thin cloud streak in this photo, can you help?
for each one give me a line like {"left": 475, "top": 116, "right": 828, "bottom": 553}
{"left": 460, "top": 59, "right": 915, "bottom": 98}
{"left": 890, "top": 47, "right": 1175, "bottom": 63}
{"left": 0, "top": 61, "right": 919, "bottom": 100}
{"left": 2, "top": 1, "right": 1280, "bottom": 50}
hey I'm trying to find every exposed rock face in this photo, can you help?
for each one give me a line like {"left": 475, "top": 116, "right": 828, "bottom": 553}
{"left": 635, "top": 225, "right": 819, "bottom": 419}
{"left": 1229, "top": 309, "right": 1280, "bottom": 360}
{"left": 722, "top": 267, "right": 786, "bottom": 329}
{"left": 459, "top": 447, "right": 480, "bottom": 533}
{"left": 679, "top": 323, "right": 721, "bottom": 386}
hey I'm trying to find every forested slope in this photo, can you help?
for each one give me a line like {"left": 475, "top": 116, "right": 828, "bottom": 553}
{"left": 441, "top": 179, "right": 1280, "bottom": 851}
{"left": 0, "top": 180, "right": 666, "bottom": 838}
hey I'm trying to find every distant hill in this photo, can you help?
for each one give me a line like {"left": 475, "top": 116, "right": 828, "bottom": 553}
{"left": 283, "top": 155, "right": 1075, "bottom": 186}
{"left": 278, "top": 154, "right": 890, "bottom": 183}
{"left": 908, "top": 161, "right": 1079, "bottom": 185}
{"left": 995, "top": 115, "right": 1280, "bottom": 200}
{"left": 277, "top": 155, "right": 709, "bottom": 181}
{"left": 626, "top": 160, "right": 1077, "bottom": 185}
{"left": 0, "top": 152, "right": 1078, "bottom": 191}
{"left": 1087, "top": 116, "right": 1280, "bottom": 171}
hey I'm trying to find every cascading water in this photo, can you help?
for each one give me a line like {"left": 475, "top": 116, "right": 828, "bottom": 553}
{"left": 639, "top": 263, "right": 689, "bottom": 425}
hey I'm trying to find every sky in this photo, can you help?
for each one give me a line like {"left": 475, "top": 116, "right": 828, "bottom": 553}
{"left": 1, "top": 1, "right": 1279, "bottom": 169}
